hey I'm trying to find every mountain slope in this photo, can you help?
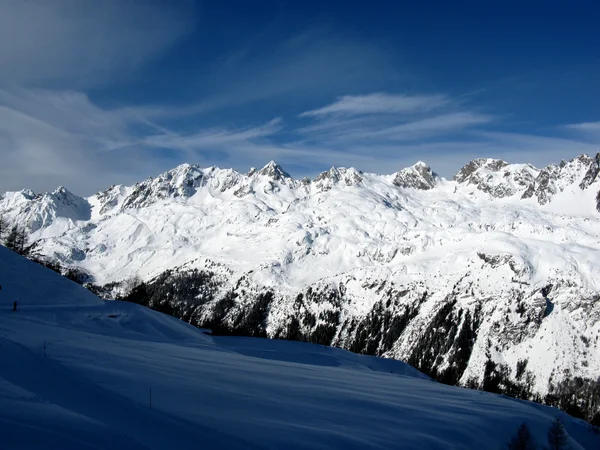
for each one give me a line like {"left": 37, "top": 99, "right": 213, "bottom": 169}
{"left": 0, "top": 246, "right": 599, "bottom": 449}
{"left": 1, "top": 153, "right": 600, "bottom": 421}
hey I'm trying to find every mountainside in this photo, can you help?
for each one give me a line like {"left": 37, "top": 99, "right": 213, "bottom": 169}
{"left": 1, "top": 245, "right": 599, "bottom": 449}
{"left": 2, "top": 153, "right": 600, "bottom": 422}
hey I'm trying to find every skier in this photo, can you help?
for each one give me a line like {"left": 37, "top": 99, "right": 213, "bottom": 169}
{"left": 12, "top": 300, "right": 17, "bottom": 312}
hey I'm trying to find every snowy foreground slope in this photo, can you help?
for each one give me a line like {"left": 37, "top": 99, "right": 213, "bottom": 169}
{"left": 1, "top": 153, "right": 600, "bottom": 408}
{"left": 0, "top": 246, "right": 599, "bottom": 450}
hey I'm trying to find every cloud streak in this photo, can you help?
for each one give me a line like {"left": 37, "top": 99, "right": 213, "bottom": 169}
{"left": 300, "top": 93, "right": 449, "bottom": 117}
{"left": 142, "top": 119, "right": 283, "bottom": 152}
{"left": 0, "top": 87, "right": 287, "bottom": 194}
{"left": 566, "top": 121, "right": 600, "bottom": 138}
{"left": 297, "top": 92, "right": 492, "bottom": 145}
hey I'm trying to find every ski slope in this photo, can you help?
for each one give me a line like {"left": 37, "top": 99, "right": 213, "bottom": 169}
{"left": 0, "top": 246, "right": 598, "bottom": 449}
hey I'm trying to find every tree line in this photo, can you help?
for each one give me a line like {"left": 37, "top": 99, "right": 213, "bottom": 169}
{"left": 506, "top": 418, "right": 571, "bottom": 450}
{"left": 0, "top": 215, "right": 29, "bottom": 255}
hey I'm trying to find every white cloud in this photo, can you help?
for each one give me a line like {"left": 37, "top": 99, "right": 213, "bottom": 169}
{"left": 142, "top": 119, "right": 283, "bottom": 152}
{"left": 475, "top": 131, "right": 600, "bottom": 153}
{"left": 0, "top": 91, "right": 156, "bottom": 194}
{"left": 344, "top": 112, "right": 492, "bottom": 141}
{"left": 0, "top": 0, "right": 195, "bottom": 87}
{"left": 566, "top": 121, "right": 600, "bottom": 131}
{"left": 566, "top": 121, "right": 600, "bottom": 140}
{"left": 0, "top": 87, "right": 285, "bottom": 194}
{"left": 297, "top": 91, "right": 492, "bottom": 145}
{"left": 300, "top": 93, "right": 449, "bottom": 117}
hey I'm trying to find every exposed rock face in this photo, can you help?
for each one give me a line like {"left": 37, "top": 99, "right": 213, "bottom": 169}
{"left": 455, "top": 153, "right": 600, "bottom": 206}
{"left": 454, "top": 158, "right": 509, "bottom": 184}
{"left": 525, "top": 165, "right": 559, "bottom": 205}
{"left": 122, "top": 164, "right": 206, "bottom": 209}
{"left": 313, "top": 167, "right": 363, "bottom": 192}
{"left": 454, "top": 159, "right": 539, "bottom": 199}
{"left": 95, "top": 185, "right": 125, "bottom": 215}
{"left": 257, "top": 161, "right": 292, "bottom": 181}
{"left": 580, "top": 153, "right": 600, "bottom": 190}
{"left": 393, "top": 161, "right": 439, "bottom": 190}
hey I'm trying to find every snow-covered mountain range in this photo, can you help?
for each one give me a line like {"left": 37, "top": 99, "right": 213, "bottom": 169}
{"left": 2, "top": 153, "right": 600, "bottom": 420}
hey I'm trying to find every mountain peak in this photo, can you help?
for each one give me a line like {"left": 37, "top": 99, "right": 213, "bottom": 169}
{"left": 257, "top": 161, "right": 292, "bottom": 181}
{"left": 121, "top": 164, "right": 205, "bottom": 209}
{"left": 579, "top": 152, "right": 600, "bottom": 190}
{"left": 312, "top": 167, "right": 363, "bottom": 191}
{"left": 393, "top": 161, "right": 439, "bottom": 190}
{"left": 454, "top": 158, "right": 541, "bottom": 199}
{"left": 453, "top": 158, "right": 509, "bottom": 184}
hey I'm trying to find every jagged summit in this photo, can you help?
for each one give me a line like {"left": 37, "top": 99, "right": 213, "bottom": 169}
{"left": 451, "top": 153, "right": 600, "bottom": 203}
{"left": 121, "top": 163, "right": 206, "bottom": 209}
{"left": 453, "top": 158, "right": 509, "bottom": 184}
{"left": 579, "top": 152, "right": 600, "bottom": 190}
{"left": 257, "top": 161, "right": 292, "bottom": 181}
{"left": 412, "top": 161, "right": 429, "bottom": 169}
{"left": 311, "top": 166, "right": 363, "bottom": 192}
{"left": 0, "top": 185, "right": 90, "bottom": 232}
{"left": 393, "top": 161, "right": 439, "bottom": 190}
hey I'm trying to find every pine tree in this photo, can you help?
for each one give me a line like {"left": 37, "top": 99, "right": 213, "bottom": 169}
{"left": 17, "top": 226, "right": 28, "bottom": 255}
{"left": 0, "top": 214, "right": 7, "bottom": 242}
{"left": 507, "top": 422, "right": 536, "bottom": 450}
{"left": 4, "top": 224, "right": 29, "bottom": 255}
{"left": 4, "top": 225, "right": 19, "bottom": 252}
{"left": 547, "top": 417, "right": 568, "bottom": 450}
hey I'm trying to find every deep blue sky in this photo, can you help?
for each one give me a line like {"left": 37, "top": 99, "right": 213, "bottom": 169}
{"left": 0, "top": 0, "right": 599, "bottom": 194}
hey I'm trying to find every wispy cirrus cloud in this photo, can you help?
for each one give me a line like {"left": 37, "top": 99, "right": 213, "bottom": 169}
{"left": 142, "top": 119, "right": 283, "bottom": 153}
{"left": 334, "top": 112, "right": 492, "bottom": 142}
{"left": 0, "top": 87, "right": 286, "bottom": 194}
{"left": 297, "top": 92, "right": 492, "bottom": 146}
{"left": 300, "top": 93, "right": 449, "bottom": 117}
{"left": 566, "top": 121, "right": 600, "bottom": 139}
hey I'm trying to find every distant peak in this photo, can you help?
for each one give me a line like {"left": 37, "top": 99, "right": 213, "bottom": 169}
{"left": 262, "top": 160, "right": 280, "bottom": 170}
{"left": 257, "top": 161, "right": 291, "bottom": 180}
{"left": 454, "top": 158, "right": 509, "bottom": 183}
{"left": 393, "top": 162, "right": 439, "bottom": 190}
{"left": 51, "top": 186, "right": 79, "bottom": 198}
{"left": 20, "top": 188, "right": 36, "bottom": 200}
{"left": 174, "top": 162, "right": 193, "bottom": 170}
{"left": 312, "top": 166, "right": 363, "bottom": 190}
